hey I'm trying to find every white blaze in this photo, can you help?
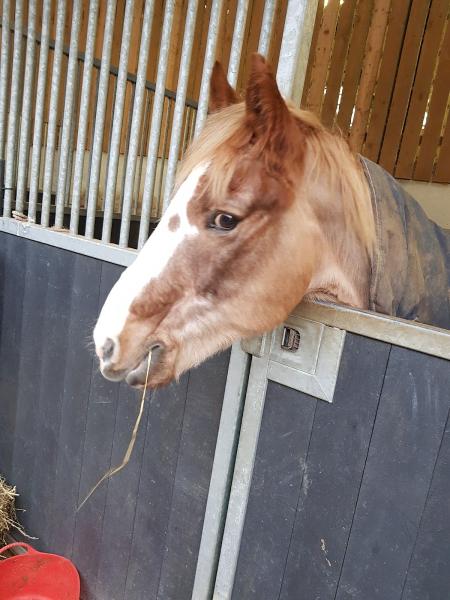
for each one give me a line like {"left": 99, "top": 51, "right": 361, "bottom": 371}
{"left": 93, "top": 164, "right": 207, "bottom": 357}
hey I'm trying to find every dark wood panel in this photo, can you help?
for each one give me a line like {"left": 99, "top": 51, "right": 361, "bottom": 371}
{"left": 26, "top": 244, "right": 77, "bottom": 549}
{"left": 157, "top": 350, "right": 230, "bottom": 600}
{"left": 231, "top": 382, "right": 318, "bottom": 600}
{"left": 336, "top": 346, "right": 450, "bottom": 600}
{"left": 0, "top": 234, "right": 230, "bottom": 600}
{"left": 71, "top": 263, "right": 124, "bottom": 599}
{"left": 279, "top": 334, "right": 391, "bottom": 600}
{"left": 93, "top": 382, "right": 150, "bottom": 599}
{"left": 123, "top": 375, "right": 191, "bottom": 600}
{"left": 47, "top": 253, "right": 104, "bottom": 559}
{"left": 401, "top": 411, "right": 450, "bottom": 599}
{"left": 0, "top": 234, "right": 27, "bottom": 479}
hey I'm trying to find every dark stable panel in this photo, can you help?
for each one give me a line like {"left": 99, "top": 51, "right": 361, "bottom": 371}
{"left": 232, "top": 334, "right": 391, "bottom": 600}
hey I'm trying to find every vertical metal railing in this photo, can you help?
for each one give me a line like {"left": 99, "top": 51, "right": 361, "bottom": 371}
{"left": 227, "top": 0, "right": 250, "bottom": 88}
{"left": 162, "top": 0, "right": 199, "bottom": 212}
{"left": 41, "top": 0, "right": 66, "bottom": 226}
{"left": 70, "top": 0, "right": 100, "bottom": 234}
{"left": 0, "top": 0, "right": 11, "bottom": 164}
{"left": 54, "top": 0, "right": 82, "bottom": 228}
{"left": 134, "top": 0, "right": 175, "bottom": 249}
{"left": 194, "top": 0, "right": 223, "bottom": 139}
{"left": 3, "top": 0, "right": 23, "bottom": 217}
{"left": 15, "top": 0, "right": 37, "bottom": 214}
{"left": 85, "top": 0, "right": 117, "bottom": 239}
{"left": 28, "top": 0, "right": 52, "bottom": 223}
{"left": 0, "top": 0, "right": 305, "bottom": 250}
{"left": 119, "top": 0, "right": 156, "bottom": 245}
{"left": 101, "top": 0, "right": 135, "bottom": 243}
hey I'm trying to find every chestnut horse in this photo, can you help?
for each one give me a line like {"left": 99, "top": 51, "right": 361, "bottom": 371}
{"left": 94, "top": 54, "right": 450, "bottom": 388}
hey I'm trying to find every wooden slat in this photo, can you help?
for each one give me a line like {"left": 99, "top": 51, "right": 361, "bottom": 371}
{"left": 413, "top": 13, "right": 450, "bottom": 181}
{"left": 433, "top": 108, "right": 450, "bottom": 183}
{"left": 238, "top": 0, "right": 264, "bottom": 93}
{"left": 348, "top": 0, "right": 391, "bottom": 152}
{"left": 394, "top": 0, "right": 449, "bottom": 179}
{"left": 362, "top": 0, "right": 410, "bottom": 161}
{"left": 301, "top": 0, "right": 323, "bottom": 107}
{"left": 378, "top": 0, "right": 431, "bottom": 173}
{"left": 189, "top": 1, "right": 212, "bottom": 100}
{"left": 335, "top": 0, "right": 374, "bottom": 133}
{"left": 304, "top": 0, "right": 340, "bottom": 117}
{"left": 321, "top": 0, "right": 357, "bottom": 128}
{"left": 268, "top": 0, "right": 289, "bottom": 74}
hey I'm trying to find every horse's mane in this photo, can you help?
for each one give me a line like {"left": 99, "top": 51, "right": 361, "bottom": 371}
{"left": 176, "top": 103, "right": 375, "bottom": 257}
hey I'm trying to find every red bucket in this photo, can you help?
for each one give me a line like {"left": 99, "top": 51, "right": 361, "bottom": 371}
{"left": 0, "top": 543, "right": 80, "bottom": 600}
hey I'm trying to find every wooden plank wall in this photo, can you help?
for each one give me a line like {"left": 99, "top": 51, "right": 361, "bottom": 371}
{"left": 302, "top": 0, "right": 450, "bottom": 183}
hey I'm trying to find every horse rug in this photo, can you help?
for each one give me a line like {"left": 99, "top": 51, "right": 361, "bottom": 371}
{"left": 360, "top": 157, "right": 450, "bottom": 330}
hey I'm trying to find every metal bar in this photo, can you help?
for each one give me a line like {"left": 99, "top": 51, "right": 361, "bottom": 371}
{"left": 0, "top": 0, "right": 11, "bottom": 161}
{"left": 101, "top": 0, "right": 135, "bottom": 243}
{"left": 117, "top": 0, "right": 156, "bottom": 246}
{"left": 162, "top": 0, "right": 199, "bottom": 211}
{"left": 276, "top": 0, "right": 319, "bottom": 103}
{"left": 15, "top": 0, "right": 37, "bottom": 213}
{"left": 3, "top": 0, "right": 23, "bottom": 217}
{"left": 0, "top": 215, "right": 137, "bottom": 267}
{"left": 156, "top": 97, "right": 173, "bottom": 216}
{"left": 227, "top": 0, "right": 250, "bottom": 87}
{"left": 257, "top": 0, "right": 276, "bottom": 56}
{"left": 54, "top": 0, "right": 82, "bottom": 228}
{"left": 193, "top": 0, "right": 223, "bottom": 138}
{"left": 132, "top": 88, "right": 150, "bottom": 215}
{"left": 192, "top": 345, "right": 250, "bottom": 600}
{"left": 85, "top": 0, "right": 117, "bottom": 238}
{"left": 0, "top": 14, "right": 198, "bottom": 108}
{"left": 213, "top": 351, "right": 271, "bottom": 598}
{"left": 40, "top": 0, "right": 67, "bottom": 226}
{"left": 134, "top": 0, "right": 176, "bottom": 249}
{"left": 28, "top": 0, "right": 51, "bottom": 223}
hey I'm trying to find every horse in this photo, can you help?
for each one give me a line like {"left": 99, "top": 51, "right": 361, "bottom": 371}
{"left": 93, "top": 53, "right": 450, "bottom": 388}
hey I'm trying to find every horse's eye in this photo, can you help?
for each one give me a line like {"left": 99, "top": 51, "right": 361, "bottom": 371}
{"left": 211, "top": 212, "right": 239, "bottom": 231}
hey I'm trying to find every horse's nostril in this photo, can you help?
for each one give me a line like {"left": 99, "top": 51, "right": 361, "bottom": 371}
{"left": 102, "top": 337, "right": 115, "bottom": 361}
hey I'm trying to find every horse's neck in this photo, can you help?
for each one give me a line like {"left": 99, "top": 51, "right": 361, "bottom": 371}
{"left": 304, "top": 202, "right": 372, "bottom": 310}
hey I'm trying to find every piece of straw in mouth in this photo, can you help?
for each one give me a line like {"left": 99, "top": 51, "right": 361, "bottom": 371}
{"left": 77, "top": 351, "right": 152, "bottom": 511}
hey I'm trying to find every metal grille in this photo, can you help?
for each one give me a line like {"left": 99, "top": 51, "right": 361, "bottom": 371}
{"left": 0, "top": 0, "right": 316, "bottom": 251}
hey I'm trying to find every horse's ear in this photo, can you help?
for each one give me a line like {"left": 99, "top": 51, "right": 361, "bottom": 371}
{"left": 245, "top": 54, "right": 292, "bottom": 149}
{"left": 209, "top": 62, "right": 239, "bottom": 113}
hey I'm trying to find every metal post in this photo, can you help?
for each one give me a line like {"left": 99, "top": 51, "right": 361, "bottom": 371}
{"left": 54, "top": 0, "right": 82, "bottom": 228}
{"left": 40, "top": 0, "right": 67, "bottom": 226}
{"left": 134, "top": 0, "right": 176, "bottom": 249}
{"left": 69, "top": 0, "right": 100, "bottom": 234}
{"left": 15, "top": 0, "right": 37, "bottom": 214}
{"left": 162, "top": 0, "right": 199, "bottom": 212}
{"left": 101, "top": 0, "right": 135, "bottom": 243}
{"left": 227, "top": 0, "right": 250, "bottom": 87}
{"left": 85, "top": 0, "right": 117, "bottom": 239}
{"left": 28, "top": 0, "right": 51, "bottom": 223}
{"left": 0, "top": 0, "right": 11, "bottom": 161}
{"left": 276, "top": 0, "right": 319, "bottom": 104}
{"left": 257, "top": 0, "right": 276, "bottom": 57}
{"left": 193, "top": 0, "right": 223, "bottom": 138}
{"left": 118, "top": 0, "right": 156, "bottom": 246}
{"left": 3, "top": 0, "right": 23, "bottom": 217}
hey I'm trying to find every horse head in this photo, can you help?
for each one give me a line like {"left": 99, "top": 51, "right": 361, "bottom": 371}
{"left": 93, "top": 54, "right": 374, "bottom": 387}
